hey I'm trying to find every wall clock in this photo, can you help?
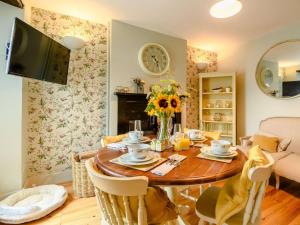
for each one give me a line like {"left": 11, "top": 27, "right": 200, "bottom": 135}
{"left": 138, "top": 43, "right": 170, "bottom": 76}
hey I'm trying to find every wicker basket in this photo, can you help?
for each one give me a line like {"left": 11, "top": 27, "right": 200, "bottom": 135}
{"left": 72, "top": 150, "right": 97, "bottom": 198}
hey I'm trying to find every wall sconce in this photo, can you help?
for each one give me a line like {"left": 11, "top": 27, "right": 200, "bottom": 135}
{"left": 63, "top": 36, "right": 85, "bottom": 50}
{"left": 196, "top": 62, "right": 208, "bottom": 72}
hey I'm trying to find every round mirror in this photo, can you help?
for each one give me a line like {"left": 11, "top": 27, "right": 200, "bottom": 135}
{"left": 256, "top": 40, "right": 300, "bottom": 99}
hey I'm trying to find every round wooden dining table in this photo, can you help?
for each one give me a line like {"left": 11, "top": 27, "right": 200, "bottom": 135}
{"left": 94, "top": 145, "right": 247, "bottom": 225}
{"left": 94, "top": 146, "right": 247, "bottom": 186}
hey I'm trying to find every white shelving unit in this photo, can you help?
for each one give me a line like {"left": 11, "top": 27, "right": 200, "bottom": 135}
{"left": 199, "top": 72, "right": 236, "bottom": 145}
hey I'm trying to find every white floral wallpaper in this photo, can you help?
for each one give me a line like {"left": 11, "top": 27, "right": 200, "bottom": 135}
{"left": 186, "top": 46, "right": 217, "bottom": 129}
{"left": 26, "top": 7, "right": 107, "bottom": 177}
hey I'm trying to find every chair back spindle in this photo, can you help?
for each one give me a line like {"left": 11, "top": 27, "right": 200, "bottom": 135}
{"left": 85, "top": 159, "right": 148, "bottom": 225}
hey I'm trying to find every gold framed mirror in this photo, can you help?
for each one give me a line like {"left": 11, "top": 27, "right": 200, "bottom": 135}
{"left": 256, "top": 40, "right": 300, "bottom": 99}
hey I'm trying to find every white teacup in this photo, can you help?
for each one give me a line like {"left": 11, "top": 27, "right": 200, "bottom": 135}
{"left": 127, "top": 144, "right": 149, "bottom": 159}
{"left": 188, "top": 129, "right": 202, "bottom": 139}
{"left": 128, "top": 131, "right": 143, "bottom": 141}
{"left": 211, "top": 140, "right": 231, "bottom": 154}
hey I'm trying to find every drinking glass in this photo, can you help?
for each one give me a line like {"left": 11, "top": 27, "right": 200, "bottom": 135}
{"left": 134, "top": 120, "right": 142, "bottom": 131}
{"left": 173, "top": 123, "right": 182, "bottom": 134}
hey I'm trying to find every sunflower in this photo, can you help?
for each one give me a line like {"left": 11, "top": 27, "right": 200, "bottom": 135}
{"left": 147, "top": 109, "right": 156, "bottom": 116}
{"left": 169, "top": 95, "right": 181, "bottom": 112}
{"left": 153, "top": 94, "right": 169, "bottom": 112}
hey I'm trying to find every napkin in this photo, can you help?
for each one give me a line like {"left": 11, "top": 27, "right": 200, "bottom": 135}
{"left": 151, "top": 163, "right": 175, "bottom": 176}
{"left": 107, "top": 142, "right": 127, "bottom": 150}
{"left": 151, "top": 154, "right": 187, "bottom": 176}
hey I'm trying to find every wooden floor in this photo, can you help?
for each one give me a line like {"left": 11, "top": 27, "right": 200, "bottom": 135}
{"left": 11, "top": 177, "right": 300, "bottom": 225}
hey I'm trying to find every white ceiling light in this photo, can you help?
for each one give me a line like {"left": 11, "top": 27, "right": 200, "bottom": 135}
{"left": 210, "top": 0, "right": 242, "bottom": 18}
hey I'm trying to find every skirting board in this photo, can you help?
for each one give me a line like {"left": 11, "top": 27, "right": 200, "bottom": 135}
{"left": 24, "top": 169, "right": 72, "bottom": 188}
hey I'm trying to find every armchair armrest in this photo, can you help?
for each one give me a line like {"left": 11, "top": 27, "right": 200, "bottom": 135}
{"left": 239, "top": 135, "right": 253, "bottom": 148}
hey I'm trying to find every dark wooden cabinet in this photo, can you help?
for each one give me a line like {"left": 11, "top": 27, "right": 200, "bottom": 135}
{"left": 115, "top": 92, "right": 181, "bottom": 135}
{"left": 115, "top": 93, "right": 157, "bottom": 135}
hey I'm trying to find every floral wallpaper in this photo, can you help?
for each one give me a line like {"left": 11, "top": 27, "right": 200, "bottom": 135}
{"left": 26, "top": 7, "right": 107, "bottom": 177}
{"left": 186, "top": 46, "right": 217, "bottom": 128}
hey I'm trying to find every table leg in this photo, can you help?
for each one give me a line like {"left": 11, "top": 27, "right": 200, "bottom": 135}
{"left": 164, "top": 187, "right": 191, "bottom": 225}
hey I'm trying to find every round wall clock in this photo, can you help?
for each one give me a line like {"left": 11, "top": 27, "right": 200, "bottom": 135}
{"left": 138, "top": 43, "right": 170, "bottom": 76}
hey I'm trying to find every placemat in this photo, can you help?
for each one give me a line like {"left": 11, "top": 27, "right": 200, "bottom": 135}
{"left": 110, "top": 156, "right": 167, "bottom": 172}
{"left": 197, "top": 153, "right": 233, "bottom": 163}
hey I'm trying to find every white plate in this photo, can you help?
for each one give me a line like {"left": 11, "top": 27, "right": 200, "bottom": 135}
{"left": 201, "top": 147, "right": 238, "bottom": 158}
{"left": 118, "top": 153, "right": 160, "bottom": 166}
{"left": 122, "top": 137, "right": 151, "bottom": 144}
{"left": 191, "top": 137, "right": 207, "bottom": 142}
{"left": 119, "top": 153, "right": 154, "bottom": 163}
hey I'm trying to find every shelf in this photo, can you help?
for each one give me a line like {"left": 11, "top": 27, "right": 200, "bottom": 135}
{"left": 203, "top": 92, "right": 232, "bottom": 95}
{"left": 202, "top": 108, "right": 232, "bottom": 110}
{"left": 203, "top": 120, "right": 232, "bottom": 124}
{"left": 200, "top": 72, "right": 236, "bottom": 145}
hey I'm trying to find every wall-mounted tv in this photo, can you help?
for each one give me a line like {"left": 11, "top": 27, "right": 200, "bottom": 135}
{"left": 6, "top": 18, "right": 70, "bottom": 85}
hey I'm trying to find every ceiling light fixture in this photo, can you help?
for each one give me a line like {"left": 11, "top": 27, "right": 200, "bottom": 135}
{"left": 210, "top": 0, "right": 242, "bottom": 19}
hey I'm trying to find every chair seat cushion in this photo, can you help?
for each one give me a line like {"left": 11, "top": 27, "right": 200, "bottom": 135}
{"left": 196, "top": 187, "right": 259, "bottom": 225}
{"left": 117, "top": 186, "right": 177, "bottom": 224}
{"left": 0, "top": 185, "right": 67, "bottom": 224}
{"left": 274, "top": 153, "right": 300, "bottom": 183}
{"left": 195, "top": 186, "right": 220, "bottom": 221}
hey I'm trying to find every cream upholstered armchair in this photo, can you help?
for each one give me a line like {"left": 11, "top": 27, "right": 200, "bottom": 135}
{"left": 238, "top": 117, "right": 300, "bottom": 189}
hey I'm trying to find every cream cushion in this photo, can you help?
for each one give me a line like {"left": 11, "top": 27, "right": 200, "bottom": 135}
{"left": 0, "top": 185, "right": 67, "bottom": 224}
{"left": 274, "top": 153, "right": 300, "bottom": 183}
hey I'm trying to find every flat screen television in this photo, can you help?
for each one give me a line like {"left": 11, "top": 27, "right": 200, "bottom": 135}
{"left": 282, "top": 80, "right": 300, "bottom": 97}
{"left": 6, "top": 18, "right": 70, "bottom": 85}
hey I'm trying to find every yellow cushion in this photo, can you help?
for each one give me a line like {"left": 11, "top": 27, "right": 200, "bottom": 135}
{"left": 204, "top": 131, "right": 221, "bottom": 140}
{"left": 102, "top": 134, "right": 128, "bottom": 146}
{"left": 117, "top": 186, "right": 177, "bottom": 224}
{"left": 252, "top": 134, "right": 279, "bottom": 153}
{"left": 215, "top": 145, "right": 268, "bottom": 225}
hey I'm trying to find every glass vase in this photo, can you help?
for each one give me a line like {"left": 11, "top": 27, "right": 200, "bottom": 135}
{"left": 157, "top": 116, "right": 172, "bottom": 144}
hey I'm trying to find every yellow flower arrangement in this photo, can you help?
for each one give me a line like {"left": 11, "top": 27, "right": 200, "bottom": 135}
{"left": 145, "top": 80, "right": 189, "bottom": 118}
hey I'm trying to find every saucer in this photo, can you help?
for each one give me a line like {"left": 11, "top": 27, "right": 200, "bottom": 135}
{"left": 122, "top": 137, "right": 151, "bottom": 144}
{"left": 118, "top": 153, "right": 159, "bottom": 166}
{"left": 201, "top": 147, "right": 238, "bottom": 158}
{"left": 191, "top": 137, "right": 207, "bottom": 142}
{"left": 119, "top": 153, "right": 153, "bottom": 163}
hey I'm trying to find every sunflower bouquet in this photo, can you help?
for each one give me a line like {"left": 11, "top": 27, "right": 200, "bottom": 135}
{"left": 145, "top": 80, "right": 189, "bottom": 143}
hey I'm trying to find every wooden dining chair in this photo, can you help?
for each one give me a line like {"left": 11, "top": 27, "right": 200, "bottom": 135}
{"left": 85, "top": 158, "right": 178, "bottom": 225}
{"left": 195, "top": 152, "right": 274, "bottom": 225}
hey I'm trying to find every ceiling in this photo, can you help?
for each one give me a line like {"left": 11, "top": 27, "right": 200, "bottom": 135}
{"left": 28, "top": 0, "right": 300, "bottom": 55}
